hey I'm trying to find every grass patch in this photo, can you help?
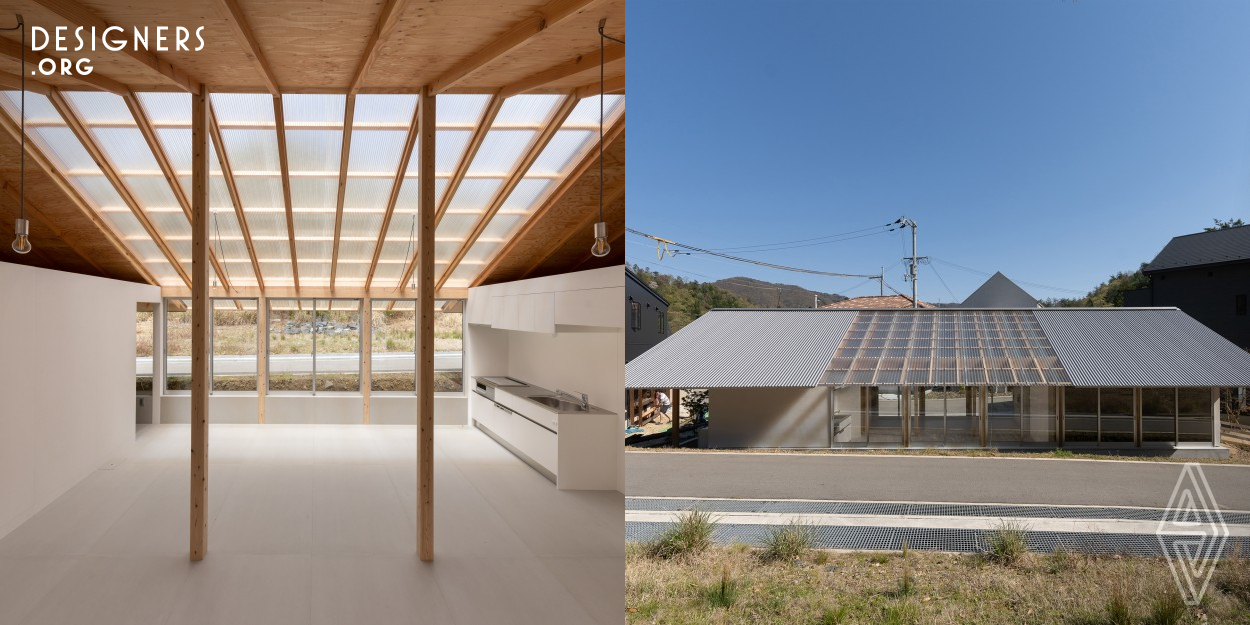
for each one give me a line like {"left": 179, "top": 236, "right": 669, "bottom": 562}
{"left": 761, "top": 521, "right": 814, "bottom": 562}
{"left": 982, "top": 521, "right": 1029, "bottom": 565}
{"left": 631, "top": 445, "right": 1250, "bottom": 465}
{"left": 626, "top": 545, "right": 1250, "bottom": 624}
{"left": 647, "top": 509, "right": 718, "bottom": 560}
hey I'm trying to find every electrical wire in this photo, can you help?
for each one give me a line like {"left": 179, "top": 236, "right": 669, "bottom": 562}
{"left": 2, "top": 16, "right": 25, "bottom": 237}
{"left": 626, "top": 227, "right": 880, "bottom": 279}
{"left": 927, "top": 260, "right": 958, "bottom": 303}
{"left": 929, "top": 257, "right": 1084, "bottom": 294}
{"left": 213, "top": 212, "right": 231, "bottom": 285}
{"left": 704, "top": 222, "right": 896, "bottom": 253}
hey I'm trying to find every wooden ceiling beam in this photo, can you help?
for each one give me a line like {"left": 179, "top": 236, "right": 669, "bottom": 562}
{"left": 471, "top": 112, "right": 623, "bottom": 287}
{"left": 500, "top": 43, "right": 623, "bottom": 98}
{"left": 348, "top": 0, "right": 410, "bottom": 94}
{"left": 0, "top": 179, "right": 106, "bottom": 274}
{"left": 0, "top": 70, "right": 52, "bottom": 95}
{"left": 432, "top": 94, "right": 502, "bottom": 228}
{"left": 330, "top": 94, "right": 356, "bottom": 290}
{"left": 31, "top": 0, "right": 200, "bottom": 94}
{"left": 160, "top": 285, "right": 468, "bottom": 300}
{"left": 272, "top": 95, "right": 300, "bottom": 290}
{"left": 435, "top": 94, "right": 577, "bottom": 289}
{"left": 49, "top": 90, "right": 191, "bottom": 287}
{"left": 123, "top": 93, "right": 232, "bottom": 291}
{"left": 213, "top": 0, "right": 281, "bottom": 96}
{"left": 208, "top": 104, "right": 265, "bottom": 291}
{"left": 573, "top": 75, "right": 625, "bottom": 100}
{"left": 430, "top": 0, "right": 604, "bottom": 94}
{"left": 0, "top": 107, "right": 156, "bottom": 283}
{"left": 363, "top": 97, "right": 422, "bottom": 289}
{"left": 0, "top": 38, "right": 127, "bottom": 94}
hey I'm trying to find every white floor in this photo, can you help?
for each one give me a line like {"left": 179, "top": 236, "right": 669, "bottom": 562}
{"left": 0, "top": 424, "right": 623, "bottom": 625}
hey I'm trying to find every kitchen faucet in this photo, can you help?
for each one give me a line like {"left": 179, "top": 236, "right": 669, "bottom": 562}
{"left": 555, "top": 389, "right": 590, "bottom": 410}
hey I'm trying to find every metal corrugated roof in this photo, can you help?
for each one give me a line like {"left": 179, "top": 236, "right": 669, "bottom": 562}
{"left": 1143, "top": 225, "right": 1250, "bottom": 272}
{"left": 958, "top": 272, "right": 1039, "bottom": 308}
{"left": 1034, "top": 308, "right": 1250, "bottom": 387}
{"left": 624, "top": 309, "right": 856, "bottom": 388}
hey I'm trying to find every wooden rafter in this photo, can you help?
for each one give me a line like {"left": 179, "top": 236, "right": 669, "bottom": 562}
{"left": 272, "top": 95, "right": 300, "bottom": 290}
{"left": 436, "top": 94, "right": 578, "bottom": 289}
{"left": 500, "top": 43, "right": 624, "bottom": 98}
{"left": 32, "top": 0, "right": 200, "bottom": 94}
{"left": 349, "top": 0, "right": 410, "bottom": 94}
{"left": 49, "top": 90, "right": 191, "bottom": 287}
{"left": 573, "top": 75, "right": 625, "bottom": 100}
{"left": 0, "top": 38, "right": 127, "bottom": 94}
{"left": 430, "top": 0, "right": 603, "bottom": 94}
{"left": 0, "top": 108, "right": 156, "bottom": 283}
{"left": 208, "top": 105, "right": 265, "bottom": 290}
{"left": 0, "top": 70, "right": 52, "bottom": 95}
{"left": 213, "top": 0, "right": 281, "bottom": 96}
{"left": 471, "top": 112, "right": 623, "bottom": 287}
{"left": 124, "top": 93, "right": 232, "bottom": 291}
{"left": 0, "top": 180, "right": 106, "bottom": 274}
{"left": 520, "top": 169, "right": 623, "bottom": 278}
{"left": 363, "top": 97, "right": 422, "bottom": 289}
{"left": 434, "top": 95, "right": 502, "bottom": 227}
{"left": 330, "top": 94, "right": 356, "bottom": 290}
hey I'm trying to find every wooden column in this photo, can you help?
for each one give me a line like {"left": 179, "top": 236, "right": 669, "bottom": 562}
{"left": 257, "top": 297, "right": 267, "bottom": 424}
{"left": 669, "top": 388, "right": 681, "bottom": 447}
{"left": 190, "top": 83, "right": 210, "bottom": 561}
{"left": 417, "top": 87, "right": 437, "bottom": 562}
{"left": 362, "top": 297, "right": 372, "bottom": 424}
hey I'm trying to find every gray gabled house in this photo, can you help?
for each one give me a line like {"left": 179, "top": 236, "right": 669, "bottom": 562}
{"left": 626, "top": 268, "right": 670, "bottom": 362}
{"left": 959, "top": 272, "right": 1040, "bottom": 308}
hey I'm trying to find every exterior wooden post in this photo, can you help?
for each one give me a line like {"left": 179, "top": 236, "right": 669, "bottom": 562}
{"left": 190, "top": 83, "right": 210, "bottom": 561}
{"left": 417, "top": 87, "right": 437, "bottom": 562}
{"left": 362, "top": 297, "right": 371, "bottom": 424}
{"left": 670, "top": 388, "right": 681, "bottom": 447}
{"left": 257, "top": 297, "right": 266, "bottom": 424}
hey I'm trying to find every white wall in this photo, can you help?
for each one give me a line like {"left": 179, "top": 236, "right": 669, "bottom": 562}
{"left": 0, "top": 262, "right": 159, "bottom": 540}
{"left": 710, "top": 387, "right": 831, "bottom": 448}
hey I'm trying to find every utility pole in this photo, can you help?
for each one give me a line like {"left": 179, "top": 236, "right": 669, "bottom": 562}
{"left": 814, "top": 293, "right": 818, "bottom": 308}
{"left": 894, "top": 217, "right": 925, "bottom": 308}
{"left": 880, "top": 266, "right": 884, "bottom": 296}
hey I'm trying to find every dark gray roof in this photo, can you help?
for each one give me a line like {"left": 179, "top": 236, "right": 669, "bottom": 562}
{"left": 1143, "top": 225, "right": 1250, "bottom": 272}
{"left": 959, "top": 272, "right": 1038, "bottom": 308}
{"left": 1034, "top": 308, "right": 1250, "bottom": 387}
{"left": 626, "top": 268, "right": 669, "bottom": 306}
{"left": 626, "top": 308, "right": 1250, "bottom": 388}
{"left": 625, "top": 309, "right": 856, "bottom": 388}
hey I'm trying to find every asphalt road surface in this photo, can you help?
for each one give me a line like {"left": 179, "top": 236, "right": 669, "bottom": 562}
{"left": 626, "top": 451, "right": 1250, "bottom": 510}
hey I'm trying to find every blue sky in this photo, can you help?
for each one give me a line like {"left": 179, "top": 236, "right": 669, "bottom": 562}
{"left": 624, "top": 0, "right": 1250, "bottom": 303}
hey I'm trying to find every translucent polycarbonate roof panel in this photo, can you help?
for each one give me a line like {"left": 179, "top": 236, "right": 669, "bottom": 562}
{"left": 296, "top": 239, "right": 332, "bottom": 261}
{"left": 289, "top": 178, "right": 337, "bottom": 210}
{"left": 527, "top": 130, "right": 592, "bottom": 176}
{"left": 378, "top": 239, "right": 414, "bottom": 262}
{"left": 90, "top": 128, "right": 162, "bottom": 172}
{"left": 434, "top": 240, "right": 460, "bottom": 262}
{"left": 822, "top": 310, "right": 1070, "bottom": 387}
{"left": 393, "top": 177, "right": 449, "bottom": 213}
{"left": 563, "top": 94, "right": 624, "bottom": 127}
{"left": 443, "top": 263, "right": 482, "bottom": 287}
{"left": 436, "top": 94, "right": 490, "bottom": 126}
{"left": 137, "top": 92, "right": 190, "bottom": 125}
{"left": 369, "top": 262, "right": 407, "bottom": 286}
{"left": 493, "top": 95, "right": 562, "bottom": 127}
{"left": 212, "top": 298, "right": 260, "bottom": 311}
{"left": 292, "top": 211, "right": 336, "bottom": 242}
{"left": 343, "top": 178, "right": 393, "bottom": 209}
{"left": 252, "top": 238, "right": 292, "bottom": 261}
{"left": 125, "top": 176, "right": 181, "bottom": 209}
{"left": 282, "top": 94, "right": 346, "bottom": 125}
{"left": 234, "top": 178, "right": 284, "bottom": 209}
{"left": 462, "top": 239, "right": 501, "bottom": 265}
{"left": 353, "top": 94, "right": 418, "bottom": 126}
{"left": 285, "top": 129, "right": 342, "bottom": 171}
{"left": 32, "top": 126, "right": 101, "bottom": 172}
{"left": 500, "top": 178, "right": 551, "bottom": 212}
{"left": 220, "top": 129, "right": 281, "bottom": 172}
{"left": 480, "top": 212, "right": 525, "bottom": 241}
{"left": 210, "top": 93, "right": 275, "bottom": 125}
{"left": 341, "top": 211, "right": 384, "bottom": 239}
{"left": 2, "top": 91, "right": 62, "bottom": 124}
{"left": 337, "top": 239, "right": 376, "bottom": 259}
{"left": 209, "top": 177, "right": 232, "bottom": 209}
{"left": 64, "top": 91, "right": 135, "bottom": 125}
{"left": 72, "top": 175, "right": 127, "bottom": 209}
{"left": 97, "top": 206, "right": 148, "bottom": 239}
{"left": 244, "top": 212, "right": 288, "bottom": 240}
{"left": 156, "top": 129, "right": 192, "bottom": 171}
{"left": 431, "top": 130, "right": 470, "bottom": 174}
{"left": 466, "top": 130, "right": 535, "bottom": 175}
{"left": 437, "top": 212, "right": 481, "bottom": 242}
{"left": 447, "top": 178, "right": 501, "bottom": 211}
{"left": 300, "top": 262, "right": 331, "bottom": 284}
{"left": 347, "top": 130, "right": 406, "bottom": 173}
{"left": 148, "top": 211, "right": 191, "bottom": 239}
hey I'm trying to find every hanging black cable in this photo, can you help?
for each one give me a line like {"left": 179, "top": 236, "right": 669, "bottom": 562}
{"left": 590, "top": 19, "right": 624, "bottom": 258}
{"left": 4, "top": 15, "right": 29, "bottom": 254}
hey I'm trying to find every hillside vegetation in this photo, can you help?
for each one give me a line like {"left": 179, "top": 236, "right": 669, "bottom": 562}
{"left": 713, "top": 276, "right": 846, "bottom": 308}
{"left": 1041, "top": 264, "right": 1148, "bottom": 307}
{"left": 630, "top": 265, "right": 751, "bottom": 332}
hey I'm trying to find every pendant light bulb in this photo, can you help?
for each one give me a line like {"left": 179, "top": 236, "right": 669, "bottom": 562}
{"left": 11, "top": 218, "right": 30, "bottom": 254}
{"left": 590, "top": 221, "right": 610, "bottom": 258}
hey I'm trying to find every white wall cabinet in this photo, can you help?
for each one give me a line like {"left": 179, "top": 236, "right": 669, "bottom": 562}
{"left": 467, "top": 267, "right": 623, "bottom": 331}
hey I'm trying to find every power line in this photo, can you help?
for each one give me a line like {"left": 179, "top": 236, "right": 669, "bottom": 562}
{"left": 627, "top": 256, "right": 841, "bottom": 296}
{"left": 929, "top": 257, "right": 1085, "bottom": 294}
{"left": 626, "top": 227, "right": 879, "bottom": 279}
{"left": 927, "top": 261, "right": 959, "bottom": 303}
{"left": 704, "top": 222, "right": 896, "bottom": 252}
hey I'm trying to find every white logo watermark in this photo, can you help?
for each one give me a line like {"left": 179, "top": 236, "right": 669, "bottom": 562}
{"left": 1156, "top": 463, "right": 1229, "bottom": 605}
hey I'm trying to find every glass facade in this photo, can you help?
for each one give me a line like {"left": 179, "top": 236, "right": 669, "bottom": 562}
{"left": 212, "top": 299, "right": 259, "bottom": 392}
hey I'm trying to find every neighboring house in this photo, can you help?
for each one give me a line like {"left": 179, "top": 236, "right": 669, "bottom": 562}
{"left": 625, "top": 307, "right": 1250, "bottom": 457}
{"left": 626, "top": 268, "right": 671, "bottom": 362}
{"left": 1124, "top": 225, "right": 1250, "bottom": 350}
{"left": 822, "top": 295, "right": 934, "bottom": 309}
{"left": 958, "top": 272, "right": 1040, "bottom": 308}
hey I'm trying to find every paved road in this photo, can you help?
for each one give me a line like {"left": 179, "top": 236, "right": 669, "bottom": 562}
{"left": 141, "top": 352, "right": 462, "bottom": 376}
{"left": 626, "top": 451, "right": 1250, "bottom": 510}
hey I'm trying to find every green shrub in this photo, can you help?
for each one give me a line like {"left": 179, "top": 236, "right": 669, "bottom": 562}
{"left": 983, "top": 521, "right": 1029, "bottom": 565}
{"left": 704, "top": 563, "right": 737, "bottom": 608}
{"left": 762, "top": 521, "right": 815, "bottom": 562}
{"left": 647, "top": 509, "right": 717, "bottom": 559}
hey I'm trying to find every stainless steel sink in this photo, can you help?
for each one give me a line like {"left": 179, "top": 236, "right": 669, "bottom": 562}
{"left": 528, "top": 395, "right": 587, "bottom": 412}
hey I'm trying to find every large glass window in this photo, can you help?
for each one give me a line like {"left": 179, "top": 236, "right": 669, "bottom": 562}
{"left": 1064, "top": 387, "right": 1098, "bottom": 444}
{"left": 1178, "top": 388, "right": 1212, "bottom": 443}
{"left": 165, "top": 298, "right": 192, "bottom": 391}
{"left": 372, "top": 299, "right": 415, "bottom": 393}
{"left": 908, "top": 387, "right": 980, "bottom": 447}
{"left": 989, "top": 386, "right": 1058, "bottom": 447}
{"left": 1099, "top": 388, "right": 1135, "bottom": 444}
{"left": 435, "top": 300, "right": 464, "bottom": 393}
{"left": 137, "top": 306, "right": 153, "bottom": 394}
{"left": 831, "top": 386, "right": 868, "bottom": 446}
{"left": 212, "top": 299, "right": 258, "bottom": 392}
{"left": 868, "top": 386, "right": 904, "bottom": 447}
{"left": 268, "top": 299, "right": 359, "bottom": 393}
{"left": 1141, "top": 388, "right": 1177, "bottom": 445}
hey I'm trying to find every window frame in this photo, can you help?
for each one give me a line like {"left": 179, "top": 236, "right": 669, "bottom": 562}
{"left": 368, "top": 298, "right": 466, "bottom": 397}
{"left": 266, "top": 297, "right": 363, "bottom": 395}
{"left": 210, "top": 298, "right": 261, "bottom": 395}
{"left": 630, "top": 300, "right": 641, "bottom": 330}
